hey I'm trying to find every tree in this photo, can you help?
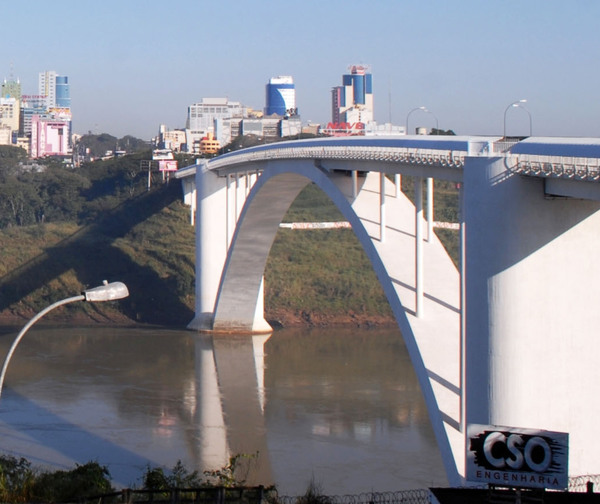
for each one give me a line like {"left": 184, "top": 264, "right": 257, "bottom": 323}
{"left": 32, "top": 462, "right": 113, "bottom": 502}
{"left": 430, "top": 128, "right": 456, "bottom": 136}
{"left": 0, "top": 178, "right": 42, "bottom": 226}
{"left": 0, "top": 145, "right": 28, "bottom": 180}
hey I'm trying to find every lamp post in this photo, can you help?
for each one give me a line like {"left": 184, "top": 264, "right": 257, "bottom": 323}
{"left": 0, "top": 280, "right": 129, "bottom": 401}
{"left": 503, "top": 99, "right": 532, "bottom": 138}
{"left": 406, "top": 106, "right": 426, "bottom": 134}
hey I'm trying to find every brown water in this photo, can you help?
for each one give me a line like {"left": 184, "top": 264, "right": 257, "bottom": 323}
{"left": 0, "top": 325, "right": 446, "bottom": 495}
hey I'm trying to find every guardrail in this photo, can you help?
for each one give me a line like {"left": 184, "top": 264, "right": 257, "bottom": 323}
{"left": 513, "top": 154, "right": 600, "bottom": 182}
{"left": 207, "top": 145, "right": 467, "bottom": 172}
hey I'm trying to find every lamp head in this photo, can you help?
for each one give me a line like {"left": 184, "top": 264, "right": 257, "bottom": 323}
{"left": 84, "top": 280, "right": 129, "bottom": 302}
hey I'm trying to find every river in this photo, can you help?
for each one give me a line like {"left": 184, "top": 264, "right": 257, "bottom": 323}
{"left": 0, "top": 325, "right": 446, "bottom": 495}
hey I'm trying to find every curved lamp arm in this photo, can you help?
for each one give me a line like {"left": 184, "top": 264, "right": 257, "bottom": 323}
{"left": 0, "top": 281, "right": 129, "bottom": 402}
{"left": 406, "top": 106, "right": 427, "bottom": 134}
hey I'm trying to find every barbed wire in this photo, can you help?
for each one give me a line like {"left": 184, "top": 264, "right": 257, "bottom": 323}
{"left": 568, "top": 474, "right": 600, "bottom": 492}
{"left": 275, "top": 489, "right": 430, "bottom": 504}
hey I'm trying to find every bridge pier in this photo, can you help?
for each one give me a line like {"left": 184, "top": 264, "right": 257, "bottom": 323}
{"left": 464, "top": 156, "right": 600, "bottom": 478}
{"left": 188, "top": 162, "right": 229, "bottom": 331}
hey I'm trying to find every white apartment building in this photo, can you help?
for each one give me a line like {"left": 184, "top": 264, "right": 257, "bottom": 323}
{"left": 38, "top": 70, "right": 57, "bottom": 110}
{"left": 0, "top": 97, "right": 19, "bottom": 132}
{"left": 186, "top": 98, "right": 247, "bottom": 153}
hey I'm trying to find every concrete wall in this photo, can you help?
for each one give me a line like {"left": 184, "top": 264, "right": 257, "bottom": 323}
{"left": 464, "top": 156, "right": 600, "bottom": 477}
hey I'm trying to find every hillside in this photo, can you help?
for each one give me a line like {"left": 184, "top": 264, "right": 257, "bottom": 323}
{"left": 0, "top": 150, "right": 459, "bottom": 328}
{"left": 0, "top": 182, "right": 398, "bottom": 328}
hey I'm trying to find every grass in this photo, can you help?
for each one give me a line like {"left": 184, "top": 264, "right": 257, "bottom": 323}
{"left": 266, "top": 228, "right": 392, "bottom": 318}
{"left": 0, "top": 179, "right": 459, "bottom": 326}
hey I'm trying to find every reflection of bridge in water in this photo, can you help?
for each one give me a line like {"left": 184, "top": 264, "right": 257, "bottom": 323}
{"left": 195, "top": 333, "right": 273, "bottom": 484}
{"left": 176, "top": 135, "right": 600, "bottom": 487}
{"left": 0, "top": 327, "right": 440, "bottom": 492}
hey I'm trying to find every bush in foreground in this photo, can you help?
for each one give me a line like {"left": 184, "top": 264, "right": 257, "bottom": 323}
{"left": 0, "top": 453, "right": 260, "bottom": 502}
{"left": 0, "top": 456, "right": 112, "bottom": 503}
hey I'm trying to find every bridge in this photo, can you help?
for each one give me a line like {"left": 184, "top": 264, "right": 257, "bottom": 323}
{"left": 175, "top": 135, "right": 600, "bottom": 489}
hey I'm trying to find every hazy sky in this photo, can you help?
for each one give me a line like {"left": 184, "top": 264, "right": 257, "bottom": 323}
{"left": 4, "top": 0, "right": 600, "bottom": 140}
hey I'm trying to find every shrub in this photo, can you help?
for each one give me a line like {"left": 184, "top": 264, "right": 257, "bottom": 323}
{"left": 31, "top": 461, "right": 113, "bottom": 502}
{"left": 0, "top": 455, "right": 36, "bottom": 503}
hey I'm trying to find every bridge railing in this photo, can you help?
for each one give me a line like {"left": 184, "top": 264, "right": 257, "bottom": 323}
{"left": 207, "top": 145, "right": 468, "bottom": 172}
{"left": 513, "top": 154, "right": 600, "bottom": 181}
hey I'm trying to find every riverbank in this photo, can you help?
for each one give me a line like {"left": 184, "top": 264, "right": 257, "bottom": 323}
{"left": 0, "top": 195, "right": 396, "bottom": 328}
{"left": 0, "top": 306, "right": 397, "bottom": 330}
{"left": 265, "top": 308, "right": 396, "bottom": 329}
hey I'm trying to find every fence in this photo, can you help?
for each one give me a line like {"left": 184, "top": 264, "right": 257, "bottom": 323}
{"left": 72, "top": 487, "right": 431, "bottom": 504}
{"left": 63, "top": 476, "right": 600, "bottom": 504}
{"left": 276, "top": 490, "right": 430, "bottom": 504}
{"left": 75, "top": 486, "right": 272, "bottom": 504}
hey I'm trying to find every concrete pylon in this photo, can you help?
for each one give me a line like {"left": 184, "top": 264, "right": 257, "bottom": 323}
{"left": 188, "top": 162, "right": 228, "bottom": 331}
{"left": 463, "top": 156, "right": 600, "bottom": 478}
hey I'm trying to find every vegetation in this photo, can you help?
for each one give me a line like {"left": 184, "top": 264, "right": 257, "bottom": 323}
{"left": 75, "top": 133, "right": 149, "bottom": 159}
{"left": 0, "top": 454, "right": 262, "bottom": 502}
{"left": 0, "top": 456, "right": 112, "bottom": 503}
{"left": 0, "top": 146, "right": 459, "bottom": 326}
{"left": 430, "top": 128, "right": 456, "bottom": 136}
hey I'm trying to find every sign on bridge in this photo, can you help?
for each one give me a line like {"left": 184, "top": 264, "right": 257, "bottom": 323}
{"left": 466, "top": 424, "right": 569, "bottom": 490}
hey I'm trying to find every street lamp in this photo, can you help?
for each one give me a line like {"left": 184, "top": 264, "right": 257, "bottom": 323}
{"left": 503, "top": 99, "right": 532, "bottom": 138}
{"left": 0, "top": 280, "right": 129, "bottom": 401}
{"left": 406, "top": 106, "right": 427, "bottom": 134}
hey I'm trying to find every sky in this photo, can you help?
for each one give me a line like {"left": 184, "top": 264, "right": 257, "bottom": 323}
{"left": 3, "top": 0, "right": 600, "bottom": 140}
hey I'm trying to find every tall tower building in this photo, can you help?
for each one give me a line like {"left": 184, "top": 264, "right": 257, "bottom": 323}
{"left": 2, "top": 78, "right": 21, "bottom": 100}
{"left": 265, "top": 76, "right": 297, "bottom": 117}
{"left": 1, "top": 78, "right": 21, "bottom": 141}
{"left": 55, "top": 76, "right": 71, "bottom": 108}
{"left": 330, "top": 65, "right": 373, "bottom": 133}
{"left": 36, "top": 71, "right": 72, "bottom": 151}
{"left": 39, "top": 70, "right": 58, "bottom": 109}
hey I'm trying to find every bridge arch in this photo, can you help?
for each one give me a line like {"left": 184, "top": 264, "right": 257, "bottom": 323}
{"left": 180, "top": 135, "right": 600, "bottom": 488}
{"left": 209, "top": 159, "right": 462, "bottom": 485}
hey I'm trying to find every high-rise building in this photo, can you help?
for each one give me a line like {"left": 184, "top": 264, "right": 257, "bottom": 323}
{"left": 0, "top": 97, "right": 19, "bottom": 132}
{"left": 37, "top": 70, "right": 72, "bottom": 151}
{"left": 265, "top": 76, "right": 297, "bottom": 117}
{"left": 186, "top": 97, "right": 248, "bottom": 153}
{"left": 55, "top": 76, "right": 70, "bottom": 108}
{"left": 329, "top": 65, "right": 373, "bottom": 135}
{"left": 30, "top": 115, "right": 70, "bottom": 158}
{"left": 38, "top": 70, "right": 58, "bottom": 109}
{"left": 2, "top": 78, "right": 21, "bottom": 100}
{"left": 1, "top": 78, "right": 21, "bottom": 143}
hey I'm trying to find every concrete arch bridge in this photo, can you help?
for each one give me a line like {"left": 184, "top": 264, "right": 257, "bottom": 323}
{"left": 175, "top": 135, "right": 600, "bottom": 488}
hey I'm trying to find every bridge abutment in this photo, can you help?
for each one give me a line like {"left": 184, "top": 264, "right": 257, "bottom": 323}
{"left": 464, "top": 156, "right": 600, "bottom": 477}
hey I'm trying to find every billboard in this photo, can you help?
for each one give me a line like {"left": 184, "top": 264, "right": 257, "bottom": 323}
{"left": 466, "top": 424, "right": 569, "bottom": 490}
{"left": 158, "top": 160, "right": 178, "bottom": 172}
{"left": 322, "top": 122, "right": 365, "bottom": 137}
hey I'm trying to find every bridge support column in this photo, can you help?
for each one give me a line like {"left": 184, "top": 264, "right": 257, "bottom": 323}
{"left": 426, "top": 177, "right": 433, "bottom": 241}
{"left": 380, "top": 172, "right": 386, "bottom": 242}
{"left": 415, "top": 176, "right": 424, "bottom": 317}
{"left": 188, "top": 162, "right": 229, "bottom": 331}
{"left": 464, "top": 156, "right": 600, "bottom": 477}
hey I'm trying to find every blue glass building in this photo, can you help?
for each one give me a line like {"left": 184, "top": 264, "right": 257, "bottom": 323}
{"left": 265, "top": 76, "right": 297, "bottom": 117}
{"left": 55, "top": 76, "right": 71, "bottom": 108}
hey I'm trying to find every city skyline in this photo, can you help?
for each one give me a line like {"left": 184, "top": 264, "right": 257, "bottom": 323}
{"left": 3, "top": 0, "right": 600, "bottom": 140}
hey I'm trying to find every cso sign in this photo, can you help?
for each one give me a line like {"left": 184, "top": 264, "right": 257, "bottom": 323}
{"left": 466, "top": 424, "right": 568, "bottom": 490}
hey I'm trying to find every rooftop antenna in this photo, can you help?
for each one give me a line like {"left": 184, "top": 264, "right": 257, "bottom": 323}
{"left": 388, "top": 76, "right": 392, "bottom": 124}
